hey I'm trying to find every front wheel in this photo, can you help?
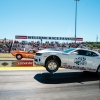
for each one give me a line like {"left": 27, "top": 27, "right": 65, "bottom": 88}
{"left": 45, "top": 60, "right": 59, "bottom": 73}
{"left": 16, "top": 54, "right": 22, "bottom": 60}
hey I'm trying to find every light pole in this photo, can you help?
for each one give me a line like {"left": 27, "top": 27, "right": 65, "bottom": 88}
{"left": 96, "top": 35, "right": 98, "bottom": 44}
{"left": 74, "top": 0, "right": 79, "bottom": 44}
{"left": 96, "top": 35, "right": 98, "bottom": 48}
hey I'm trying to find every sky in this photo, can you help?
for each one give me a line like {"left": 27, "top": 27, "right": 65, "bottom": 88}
{"left": 0, "top": 0, "right": 100, "bottom": 42}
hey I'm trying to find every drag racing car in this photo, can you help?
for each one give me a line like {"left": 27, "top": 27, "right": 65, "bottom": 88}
{"left": 34, "top": 48, "right": 100, "bottom": 73}
{"left": 11, "top": 49, "right": 37, "bottom": 60}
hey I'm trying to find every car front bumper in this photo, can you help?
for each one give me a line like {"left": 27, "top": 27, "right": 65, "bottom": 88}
{"left": 34, "top": 56, "right": 44, "bottom": 66}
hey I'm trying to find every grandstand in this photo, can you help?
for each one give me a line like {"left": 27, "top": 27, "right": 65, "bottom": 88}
{"left": 0, "top": 39, "right": 100, "bottom": 53}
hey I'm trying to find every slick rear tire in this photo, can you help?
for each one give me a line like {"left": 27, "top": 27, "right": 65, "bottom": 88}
{"left": 45, "top": 60, "right": 59, "bottom": 73}
{"left": 16, "top": 54, "right": 22, "bottom": 60}
{"left": 97, "top": 66, "right": 100, "bottom": 75}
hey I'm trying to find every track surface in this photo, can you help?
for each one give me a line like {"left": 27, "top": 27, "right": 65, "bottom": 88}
{"left": 0, "top": 57, "right": 100, "bottom": 100}
{"left": 0, "top": 70, "right": 100, "bottom": 100}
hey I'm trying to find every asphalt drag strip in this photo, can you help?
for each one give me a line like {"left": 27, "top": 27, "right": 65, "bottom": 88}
{"left": 0, "top": 70, "right": 100, "bottom": 100}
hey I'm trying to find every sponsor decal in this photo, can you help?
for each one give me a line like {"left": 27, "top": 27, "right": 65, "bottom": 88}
{"left": 74, "top": 57, "right": 87, "bottom": 65}
{"left": 85, "top": 67, "right": 89, "bottom": 71}
{"left": 89, "top": 68, "right": 91, "bottom": 70}
{"left": 12, "top": 60, "right": 33, "bottom": 66}
{"left": 1, "top": 62, "right": 8, "bottom": 66}
{"left": 69, "top": 65, "right": 73, "bottom": 69}
{"left": 61, "top": 63, "right": 67, "bottom": 68}
{"left": 12, "top": 61, "right": 17, "bottom": 66}
{"left": 61, "top": 63, "right": 96, "bottom": 72}
{"left": 73, "top": 66, "right": 79, "bottom": 70}
{"left": 63, "top": 63, "right": 67, "bottom": 67}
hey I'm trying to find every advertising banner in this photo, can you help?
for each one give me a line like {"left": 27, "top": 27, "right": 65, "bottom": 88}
{"left": 11, "top": 60, "right": 34, "bottom": 67}
{"left": 15, "top": 35, "right": 27, "bottom": 39}
{"left": 0, "top": 61, "right": 12, "bottom": 67}
{"left": 15, "top": 35, "right": 83, "bottom": 41}
{"left": 76, "top": 38, "right": 83, "bottom": 41}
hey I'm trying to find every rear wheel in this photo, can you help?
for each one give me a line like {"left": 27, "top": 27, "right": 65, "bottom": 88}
{"left": 45, "top": 60, "right": 59, "bottom": 73}
{"left": 97, "top": 66, "right": 100, "bottom": 75}
{"left": 16, "top": 54, "right": 22, "bottom": 60}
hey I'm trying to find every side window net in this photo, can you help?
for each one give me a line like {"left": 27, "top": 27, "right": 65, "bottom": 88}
{"left": 86, "top": 51, "right": 91, "bottom": 56}
{"left": 76, "top": 50, "right": 87, "bottom": 56}
{"left": 76, "top": 50, "right": 98, "bottom": 57}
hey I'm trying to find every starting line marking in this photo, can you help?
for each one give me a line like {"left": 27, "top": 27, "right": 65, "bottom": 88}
{"left": 0, "top": 67, "right": 45, "bottom": 70}
{"left": 0, "top": 67, "right": 64, "bottom": 71}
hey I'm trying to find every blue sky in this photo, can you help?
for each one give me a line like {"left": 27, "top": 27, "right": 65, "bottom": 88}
{"left": 0, "top": 0, "right": 100, "bottom": 42}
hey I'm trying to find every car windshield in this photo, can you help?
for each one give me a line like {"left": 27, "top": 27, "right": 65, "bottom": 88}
{"left": 25, "top": 49, "right": 30, "bottom": 52}
{"left": 63, "top": 48, "right": 75, "bottom": 53}
{"left": 25, "top": 50, "right": 32, "bottom": 52}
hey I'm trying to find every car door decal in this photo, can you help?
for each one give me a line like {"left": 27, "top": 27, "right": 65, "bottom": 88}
{"left": 61, "top": 63, "right": 96, "bottom": 71}
{"left": 74, "top": 57, "right": 87, "bottom": 65}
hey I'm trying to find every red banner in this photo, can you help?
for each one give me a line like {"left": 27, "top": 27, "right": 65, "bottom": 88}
{"left": 11, "top": 60, "right": 34, "bottom": 67}
{"left": 76, "top": 38, "right": 83, "bottom": 41}
{"left": 20, "top": 36, "right": 27, "bottom": 39}
{"left": 15, "top": 35, "right": 27, "bottom": 39}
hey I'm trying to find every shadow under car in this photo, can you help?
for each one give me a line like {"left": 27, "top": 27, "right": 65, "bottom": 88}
{"left": 34, "top": 71, "right": 99, "bottom": 84}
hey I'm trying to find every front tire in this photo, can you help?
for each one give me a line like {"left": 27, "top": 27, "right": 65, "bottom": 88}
{"left": 45, "top": 60, "right": 59, "bottom": 73}
{"left": 16, "top": 54, "right": 22, "bottom": 60}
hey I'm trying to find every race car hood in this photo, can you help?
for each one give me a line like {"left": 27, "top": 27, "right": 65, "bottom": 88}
{"left": 37, "top": 49, "right": 64, "bottom": 54}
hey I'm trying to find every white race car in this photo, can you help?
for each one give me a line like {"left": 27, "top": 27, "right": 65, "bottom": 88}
{"left": 34, "top": 48, "right": 100, "bottom": 73}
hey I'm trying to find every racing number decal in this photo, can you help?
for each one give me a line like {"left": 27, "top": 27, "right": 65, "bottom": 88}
{"left": 74, "top": 57, "right": 87, "bottom": 65}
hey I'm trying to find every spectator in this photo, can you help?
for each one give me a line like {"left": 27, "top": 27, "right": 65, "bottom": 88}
{"left": 0, "top": 39, "right": 100, "bottom": 53}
